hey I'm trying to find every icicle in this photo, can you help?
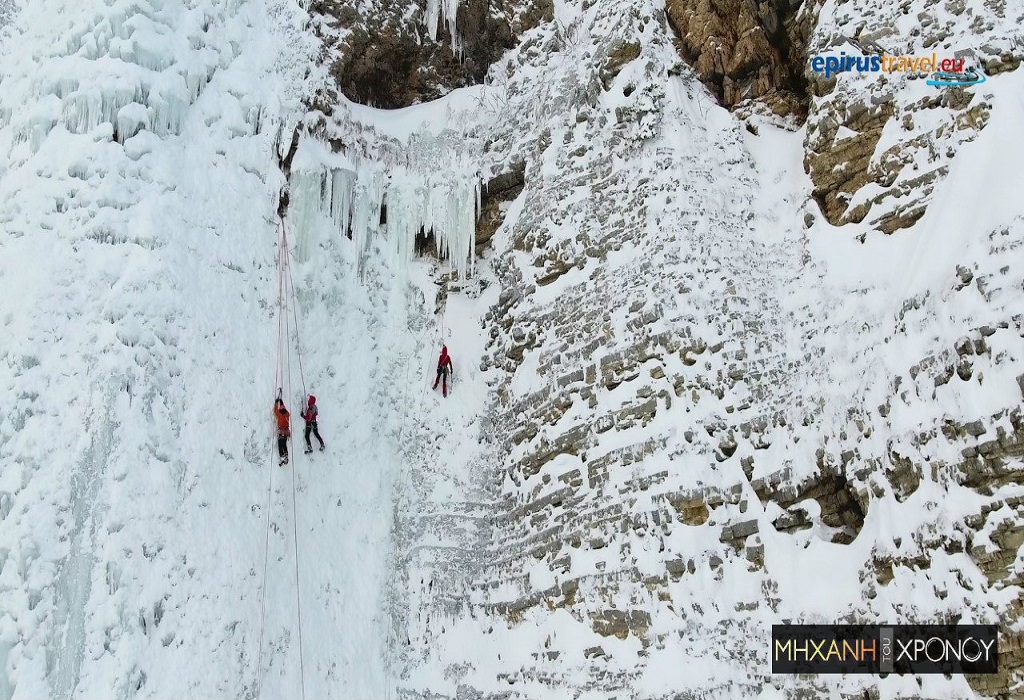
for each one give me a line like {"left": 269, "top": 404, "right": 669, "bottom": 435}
{"left": 290, "top": 171, "right": 326, "bottom": 263}
{"left": 351, "top": 165, "right": 387, "bottom": 273}
{"left": 424, "top": 0, "right": 463, "bottom": 56}
{"left": 116, "top": 102, "right": 150, "bottom": 143}
{"left": 378, "top": 172, "right": 414, "bottom": 269}
{"left": 147, "top": 71, "right": 189, "bottom": 136}
{"left": 329, "top": 169, "right": 355, "bottom": 238}
{"left": 416, "top": 169, "right": 477, "bottom": 279}
{"left": 294, "top": 133, "right": 480, "bottom": 279}
{"left": 425, "top": 0, "right": 441, "bottom": 41}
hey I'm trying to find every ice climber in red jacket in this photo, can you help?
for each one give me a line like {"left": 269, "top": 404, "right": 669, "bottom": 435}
{"left": 433, "top": 345, "right": 453, "bottom": 398}
{"left": 301, "top": 394, "right": 325, "bottom": 454}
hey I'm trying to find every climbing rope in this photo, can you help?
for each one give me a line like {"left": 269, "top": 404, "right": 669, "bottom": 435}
{"left": 255, "top": 221, "right": 291, "bottom": 699}
{"left": 281, "top": 220, "right": 308, "bottom": 700}
{"left": 255, "top": 220, "right": 308, "bottom": 700}
{"left": 283, "top": 218, "right": 308, "bottom": 400}
{"left": 254, "top": 386, "right": 276, "bottom": 699}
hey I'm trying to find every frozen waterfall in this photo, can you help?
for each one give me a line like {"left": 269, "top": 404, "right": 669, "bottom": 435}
{"left": 0, "top": 0, "right": 240, "bottom": 153}
{"left": 290, "top": 140, "right": 480, "bottom": 278}
{"left": 424, "top": 0, "right": 463, "bottom": 56}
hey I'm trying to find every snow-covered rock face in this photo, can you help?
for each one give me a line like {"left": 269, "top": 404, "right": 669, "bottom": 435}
{"left": 377, "top": 1, "right": 1024, "bottom": 699}
{"left": 667, "top": 0, "right": 1023, "bottom": 236}
{"left": 306, "top": 0, "right": 552, "bottom": 109}
{"left": 802, "top": 0, "right": 1022, "bottom": 233}
{"left": 0, "top": 0, "right": 1023, "bottom": 698}
{"left": 0, "top": 2, "right": 14, "bottom": 35}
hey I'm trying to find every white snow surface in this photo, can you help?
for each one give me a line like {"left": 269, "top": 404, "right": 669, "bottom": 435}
{"left": 0, "top": 0, "right": 396, "bottom": 698}
{"left": 0, "top": 0, "right": 1022, "bottom": 699}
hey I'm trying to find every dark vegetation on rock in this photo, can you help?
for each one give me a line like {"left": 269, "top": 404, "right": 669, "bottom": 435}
{"left": 309, "top": 0, "right": 552, "bottom": 109}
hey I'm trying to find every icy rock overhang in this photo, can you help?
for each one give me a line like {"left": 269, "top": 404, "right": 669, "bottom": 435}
{"left": 289, "top": 135, "right": 481, "bottom": 278}
{"left": 306, "top": 0, "right": 538, "bottom": 109}
{"left": 426, "top": 0, "right": 463, "bottom": 55}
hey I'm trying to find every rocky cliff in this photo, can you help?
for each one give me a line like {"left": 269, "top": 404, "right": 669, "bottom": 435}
{"left": 664, "top": 0, "right": 814, "bottom": 117}
{"left": 307, "top": 0, "right": 551, "bottom": 109}
{"left": 800, "top": 0, "right": 1021, "bottom": 234}
{"left": 293, "top": 0, "right": 1024, "bottom": 697}
{"left": 663, "top": 0, "right": 1022, "bottom": 235}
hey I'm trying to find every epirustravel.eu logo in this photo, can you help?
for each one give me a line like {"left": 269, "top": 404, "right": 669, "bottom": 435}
{"left": 809, "top": 51, "right": 987, "bottom": 87}
{"left": 772, "top": 624, "right": 998, "bottom": 675}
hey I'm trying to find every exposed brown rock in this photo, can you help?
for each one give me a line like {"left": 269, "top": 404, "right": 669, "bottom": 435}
{"left": 754, "top": 469, "right": 866, "bottom": 542}
{"left": 310, "top": 0, "right": 552, "bottom": 109}
{"left": 591, "top": 609, "right": 651, "bottom": 641}
{"left": 477, "top": 162, "right": 526, "bottom": 249}
{"left": 805, "top": 99, "right": 893, "bottom": 226}
{"left": 664, "top": 0, "right": 816, "bottom": 118}
{"left": 666, "top": 493, "right": 711, "bottom": 525}
{"left": 600, "top": 40, "right": 642, "bottom": 89}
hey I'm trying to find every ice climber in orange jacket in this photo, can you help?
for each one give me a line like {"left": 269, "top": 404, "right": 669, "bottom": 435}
{"left": 274, "top": 391, "right": 291, "bottom": 466}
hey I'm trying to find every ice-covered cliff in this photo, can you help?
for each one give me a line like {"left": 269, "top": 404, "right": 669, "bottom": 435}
{"left": 0, "top": 0, "right": 1022, "bottom": 699}
{"left": 0, "top": 1, "right": 404, "bottom": 698}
